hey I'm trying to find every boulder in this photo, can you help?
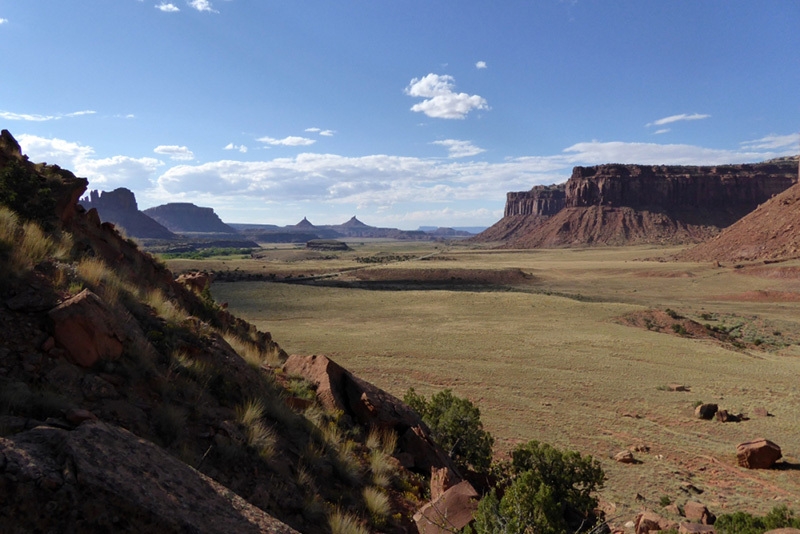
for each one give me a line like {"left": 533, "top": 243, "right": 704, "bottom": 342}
{"left": 669, "top": 384, "right": 689, "bottom": 392}
{"left": 0, "top": 421, "right": 298, "bottom": 533}
{"left": 684, "top": 501, "right": 716, "bottom": 525}
{"left": 635, "top": 511, "right": 678, "bottom": 534}
{"left": 614, "top": 450, "right": 636, "bottom": 463}
{"left": 48, "top": 289, "right": 125, "bottom": 367}
{"left": 695, "top": 403, "right": 718, "bottom": 420}
{"left": 413, "top": 480, "right": 479, "bottom": 534}
{"left": 679, "top": 523, "right": 716, "bottom": 534}
{"left": 715, "top": 410, "right": 741, "bottom": 423}
{"left": 283, "top": 354, "right": 459, "bottom": 475}
{"left": 177, "top": 271, "right": 213, "bottom": 293}
{"left": 736, "top": 438, "right": 782, "bottom": 469}
{"left": 753, "top": 407, "right": 771, "bottom": 417}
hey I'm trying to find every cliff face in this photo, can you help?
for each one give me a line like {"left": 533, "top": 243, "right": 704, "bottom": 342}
{"left": 143, "top": 203, "right": 238, "bottom": 234}
{"left": 566, "top": 163, "right": 796, "bottom": 215}
{"left": 474, "top": 159, "right": 798, "bottom": 247}
{"left": 80, "top": 188, "right": 176, "bottom": 239}
{"left": 504, "top": 185, "right": 566, "bottom": 217}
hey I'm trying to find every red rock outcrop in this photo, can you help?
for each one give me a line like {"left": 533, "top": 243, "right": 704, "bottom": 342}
{"left": 413, "top": 480, "right": 479, "bottom": 534}
{"left": 80, "top": 188, "right": 176, "bottom": 239}
{"left": 283, "top": 354, "right": 460, "bottom": 476}
{"left": 635, "top": 511, "right": 678, "bottom": 534}
{"left": 684, "top": 501, "right": 716, "bottom": 525}
{"left": 473, "top": 159, "right": 798, "bottom": 247}
{"left": 736, "top": 438, "right": 782, "bottom": 469}
{"left": 48, "top": 289, "right": 126, "bottom": 367}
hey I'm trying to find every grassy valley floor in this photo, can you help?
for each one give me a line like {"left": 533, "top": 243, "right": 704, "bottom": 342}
{"left": 199, "top": 243, "right": 800, "bottom": 523}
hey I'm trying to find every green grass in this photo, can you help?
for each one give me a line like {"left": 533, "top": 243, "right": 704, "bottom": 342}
{"left": 210, "top": 244, "right": 800, "bottom": 520}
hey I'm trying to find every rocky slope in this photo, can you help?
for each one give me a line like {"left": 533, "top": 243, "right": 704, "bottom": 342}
{"left": 0, "top": 130, "right": 458, "bottom": 533}
{"left": 475, "top": 160, "right": 799, "bottom": 247}
{"left": 144, "top": 202, "right": 239, "bottom": 234}
{"left": 679, "top": 177, "right": 800, "bottom": 263}
{"left": 80, "top": 188, "right": 176, "bottom": 239}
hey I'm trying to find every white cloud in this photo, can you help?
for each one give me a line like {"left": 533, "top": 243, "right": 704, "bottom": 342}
{"left": 17, "top": 134, "right": 164, "bottom": 190}
{"left": 156, "top": 3, "right": 180, "bottom": 12}
{"left": 647, "top": 113, "right": 710, "bottom": 127}
{"left": 188, "top": 0, "right": 217, "bottom": 13}
{"left": 740, "top": 133, "right": 800, "bottom": 151}
{"left": 432, "top": 139, "right": 486, "bottom": 158}
{"left": 304, "top": 127, "right": 321, "bottom": 133}
{"left": 475, "top": 61, "right": 487, "bottom": 69}
{"left": 0, "top": 109, "right": 95, "bottom": 121}
{"left": 224, "top": 142, "right": 248, "bottom": 153}
{"left": 405, "top": 73, "right": 489, "bottom": 119}
{"left": 153, "top": 145, "right": 195, "bottom": 161}
{"left": 319, "top": 130, "right": 335, "bottom": 137}
{"left": 0, "top": 18, "right": 8, "bottom": 25}
{"left": 257, "top": 136, "right": 316, "bottom": 146}
{"left": 653, "top": 128, "right": 670, "bottom": 135}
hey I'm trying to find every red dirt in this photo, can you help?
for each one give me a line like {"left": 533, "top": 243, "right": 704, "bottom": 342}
{"left": 350, "top": 267, "right": 536, "bottom": 286}
{"left": 710, "top": 290, "right": 800, "bottom": 303}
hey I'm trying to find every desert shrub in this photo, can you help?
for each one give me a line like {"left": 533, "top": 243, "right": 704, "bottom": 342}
{"left": 665, "top": 308, "right": 681, "bottom": 319}
{"left": 716, "top": 506, "right": 800, "bottom": 534}
{"left": 671, "top": 323, "right": 687, "bottom": 335}
{"left": 472, "top": 440, "right": 604, "bottom": 534}
{"left": 0, "top": 160, "right": 56, "bottom": 225}
{"left": 404, "top": 387, "right": 494, "bottom": 473}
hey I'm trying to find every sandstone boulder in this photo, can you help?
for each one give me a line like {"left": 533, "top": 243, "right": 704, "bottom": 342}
{"left": 684, "top": 501, "right": 716, "bottom": 525}
{"left": 736, "top": 438, "right": 782, "bottom": 469}
{"left": 695, "top": 403, "right": 718, "bottom": 420}
{"left": 614, "top": 450, "right": 636, "bottom": 463}
{"left": 715, "top": 410, "right": 741, "bottom": 423}
{"left": 431, "top": 466, "right": 459, "bottom": 501}
{"left": 635, "top": 511, "right": 678, "bottom": 534}
{"left": 413, "top": 480, "right": 479, "bottom": 534}
{"left": 177, "top": 271, "right": 213, "bottom": 293}
{"left": 283, "top": 354, "right": 459, "bottom": 475}
{"left": 48, "top": 289, "right": 125, "bottom": 367}
{"left": 0, "top": 421, "right": 298, "bottom": 533}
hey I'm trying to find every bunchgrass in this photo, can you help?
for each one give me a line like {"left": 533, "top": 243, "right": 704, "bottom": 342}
{"left": 223, "top": 333, "right": 282, "bottom": 369}
{"left": 235, "top": 398, "right": 277, "bottom": 459}
{"left": 363, "top": 486, "right": 392, "bottom": 524}
{"left": 145, "top": 289, "right": 186, "bottom": 324}
{"left": 76, "top": 256, "right": 130, "bottom": 304}
{"left": 328, "top": 509, "right": 370, "bottom": 534}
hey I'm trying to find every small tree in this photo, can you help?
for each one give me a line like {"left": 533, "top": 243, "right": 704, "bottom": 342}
{"left": 471, "top": 440, "right": 605, "bottom": 534}
{"left": 404, "top": 387, "right": 494, "bottom": 474}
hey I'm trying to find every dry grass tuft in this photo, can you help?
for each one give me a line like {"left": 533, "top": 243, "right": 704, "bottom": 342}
{"left": 363, "top": 486, "right": 391, "bottom": 523}
{"left": 145, "top": 289, "right": 185, "bottom": 324}
{"left": 76, "top": 257, "right": 129, "bottom": 303}
{"left": 223, "top": 333, "right": 281, "bottom": 369}
{"left": 235, "top": 398, "right": 277, "bottom": 459}
{"left": 328, "top": 509, "right": 370, "bottom": 534}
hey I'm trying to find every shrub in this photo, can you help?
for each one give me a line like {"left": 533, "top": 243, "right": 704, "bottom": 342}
{"left": 472, "top": 440, "right": 605, "bottom": 534}
{"left": 716, "top": 506, "right": 800, "bottom": 534}
{"left": 404, "top": 387, "right": 494, "bottom": 473}
{"left": 328, "top": 509, "right": 370, "bottom": 534}
{"left": 363, "top": 486, "right": 391, "bottom": 526}
{"left": 235, "top": 398, "right": 276, "bottom": 459}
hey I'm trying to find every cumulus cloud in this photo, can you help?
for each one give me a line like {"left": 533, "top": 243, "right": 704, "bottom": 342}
{"left": 188, "top": 0, "right": 217, "bottom": 13}
{"left": 475, "top": 61, "right": 487, "bottom": 69}
{"left": 653, "top": 129, "right": 670, "bottom": 135}
{"left": 156, "top": 3, "right": 180, "bottom": 12}
{"left": 258, "top": 136, "right": 316, "bottom": 146}
{"left": 647, "top": 113, "right": 710, "bottom": 127}
{"left": 0, "top": 109, "right": 96, "bottom": 121}
{"left": 405, "top": 74, "right": 489, "bottom": 119}
{"left": 18, "top": 134, "right": 164, "bottom": 191}
{"left": 224, "top": 142, "right": 248, "bottom": 153}
{"left": 319, "top": 130, "right": 335, "bottom": 137}
{"left": 0, "top": 18, "right": 8, "bottom": 25}
{"left": 153, "top": 145, "right": 195, "bottom": 161}
{"left": 432, "top": 139, "right": 486, "bottom": 158}
{"left": 740, "top": 133, "right": 800, "bottom": 151}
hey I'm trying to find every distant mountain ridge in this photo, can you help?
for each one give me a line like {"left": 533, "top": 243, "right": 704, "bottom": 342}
{"left": 144, "top": 203, "right": 238, "bottom": 234}
{"left": 79, "top": 188, "right": 176, "bottom": 239}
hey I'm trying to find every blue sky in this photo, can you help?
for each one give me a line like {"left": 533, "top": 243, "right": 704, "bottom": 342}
{"left": 1, "top": 1, "right": 798, "bottom": 229}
